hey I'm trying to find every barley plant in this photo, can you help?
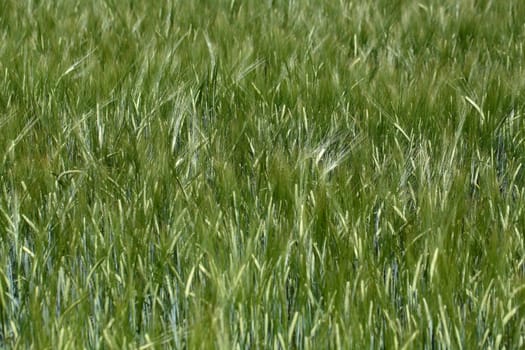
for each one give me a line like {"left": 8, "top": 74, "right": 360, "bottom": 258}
{"left": 1, "top": 0, "right": 525, "bottom": 349}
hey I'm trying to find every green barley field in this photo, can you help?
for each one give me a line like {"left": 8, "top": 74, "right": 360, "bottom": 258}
{"left": 1, "top": 0, "right": 525, "bottom": 348}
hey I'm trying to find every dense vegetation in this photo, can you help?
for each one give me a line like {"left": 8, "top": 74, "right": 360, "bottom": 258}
{"left": 1, "top": 0, "right": 525, "bottom": 348}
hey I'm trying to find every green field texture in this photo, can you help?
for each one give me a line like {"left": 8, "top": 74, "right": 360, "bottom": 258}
{"left": 1, "top": 0, "right": 525, "bottom": 348}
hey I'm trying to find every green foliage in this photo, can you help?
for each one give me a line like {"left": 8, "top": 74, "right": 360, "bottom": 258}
{"left": 1, "top": 0, "right": 525, "bottom": 348}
